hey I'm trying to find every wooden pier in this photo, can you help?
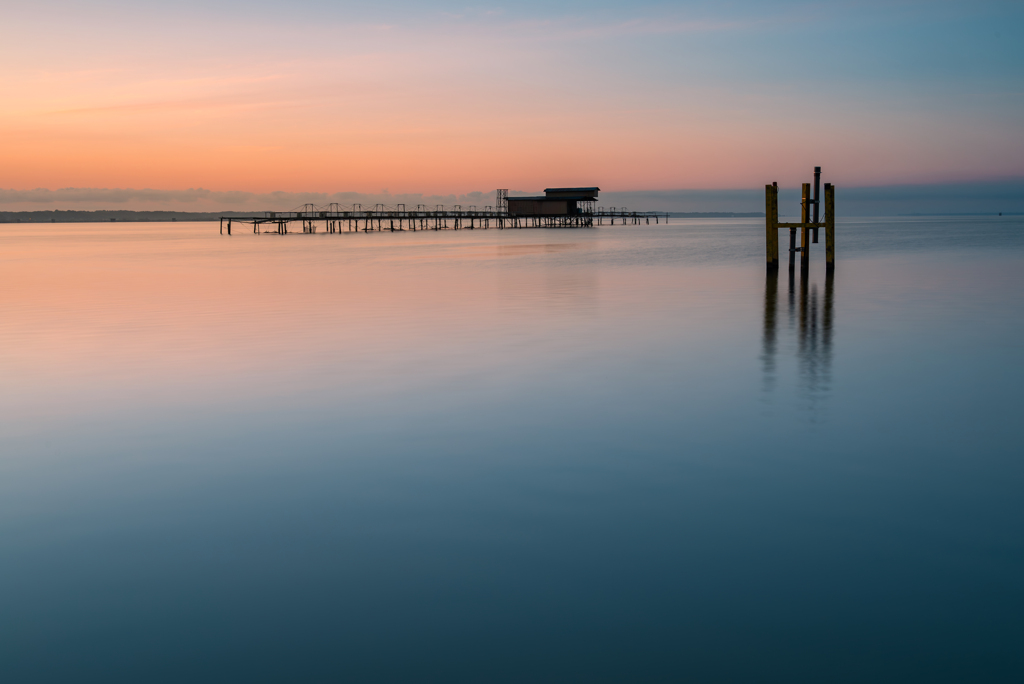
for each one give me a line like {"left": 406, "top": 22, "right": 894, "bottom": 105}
{"left": 218, "top": 204, "right": 669, "bottom": 236}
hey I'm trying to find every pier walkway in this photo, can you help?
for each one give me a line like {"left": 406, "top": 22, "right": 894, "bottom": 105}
{"left": 219, "top": 204, "right": 669, "bottom": 235}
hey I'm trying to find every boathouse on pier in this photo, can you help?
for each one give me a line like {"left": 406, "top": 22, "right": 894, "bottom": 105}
{"left": 506, "top": 187, "right": 599, "bottom": 217}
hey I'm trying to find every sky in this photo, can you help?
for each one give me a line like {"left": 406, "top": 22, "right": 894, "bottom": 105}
{"left": 2, "top": 0, "right": 1023, "bottom": 211}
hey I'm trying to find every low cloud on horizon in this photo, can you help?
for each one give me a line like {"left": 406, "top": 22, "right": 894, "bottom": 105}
{"left": 2, "top": 181, "right": 1023, "bottom": 216}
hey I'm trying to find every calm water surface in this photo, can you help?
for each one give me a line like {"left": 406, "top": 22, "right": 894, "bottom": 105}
{"left": 1, "top": 217, "right": 1022, "bottom": 682}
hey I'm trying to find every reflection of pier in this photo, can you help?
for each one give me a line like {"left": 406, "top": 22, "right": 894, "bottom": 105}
{"left": 218, "top": 188, "right": 668, "bottom": 235}
{"left": 762, "top": 265, "right": 834, "bottom": 401}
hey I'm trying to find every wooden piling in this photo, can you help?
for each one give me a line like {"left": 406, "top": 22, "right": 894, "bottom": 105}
{"left": 765, "top": 184, "right": 779, "bottom": 270}
{"left": 824, "top": 183, "right": 835, "bottom": 271}
{"left": 800, "top": 183, "right": 810, "bottom": 268}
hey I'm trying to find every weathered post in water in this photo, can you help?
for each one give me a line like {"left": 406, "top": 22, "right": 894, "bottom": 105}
{"left": 812, "top": 166, "right": 821, "bottom": 243}
{"left": 800, "top": 183, "right": 811, "bottom": 270}
{"left": 824, "top": 183, "right": 835, "bottom": 271}
{"left": 765, "top": 182, "right": 779, "bottom": 270}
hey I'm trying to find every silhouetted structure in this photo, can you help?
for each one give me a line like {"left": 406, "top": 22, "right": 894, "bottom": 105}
{"left": 506, "top": 187, "right": 599, "bottom": 217}
{"left": 218, "top": 188, "right": 666, "bottom": 234}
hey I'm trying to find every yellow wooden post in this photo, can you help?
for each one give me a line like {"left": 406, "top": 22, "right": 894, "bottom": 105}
{"left": 772, "top": 183, "right": 780, "bottom": 267}
{"left": 824, "top": 183, "right": 835, "bottom": 271}
{"left": 765, "top": 184, "right": 779, "bottom": 269}
{"left": 800, "top": 183, "right": 810, "bottom": 267}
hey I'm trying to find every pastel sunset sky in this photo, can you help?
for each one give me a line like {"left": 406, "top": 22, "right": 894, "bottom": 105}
{"left": 3, "top": 0, "right": 1022, "bottom": 209}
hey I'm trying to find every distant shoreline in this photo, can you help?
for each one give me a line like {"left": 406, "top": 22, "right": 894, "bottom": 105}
{"left": 0, "top": 210, "right": 253, "bottom": 223}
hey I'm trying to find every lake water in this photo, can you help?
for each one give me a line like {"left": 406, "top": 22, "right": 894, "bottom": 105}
{"left": 1, "top": 217, "right": 1022, "bottom": 682}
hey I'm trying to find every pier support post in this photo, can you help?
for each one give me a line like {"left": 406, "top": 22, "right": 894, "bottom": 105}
{"left": 800, "top": 183, "right": 810, "bottom": 269}
{"left": 765, "top": 183, "right": 779, "bottom": 270}
{"left": 812, "top": 166, "right": 821, "bottom": 243}
{"left": 824, "top": 183, "right": 835, "bottom": 272}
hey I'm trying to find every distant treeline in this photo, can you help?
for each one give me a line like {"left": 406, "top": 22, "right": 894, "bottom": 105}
{"left": 0, "top": 210, "right": 259, "bottom": 223}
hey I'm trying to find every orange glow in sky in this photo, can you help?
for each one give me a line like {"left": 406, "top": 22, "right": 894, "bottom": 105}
{"left": 2, "top": 1, "right": 1023, "bottom": 206}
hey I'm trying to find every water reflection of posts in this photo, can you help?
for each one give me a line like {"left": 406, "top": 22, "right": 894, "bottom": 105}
{"left": 798, "top": 264, "right": 813, "bottom": 374}
{"left": 823, "top": 268, "right": 833, "bottom": 357}
{"left": 762, "top": 263, "right": 835, "bottom": 401}
{"left": 799, "top": 268, "right": 835, "bottom": 397}
{"left": 762, "top": 269, "right": 779, "bottom": 390}
{"left": 797, "top": 267, "right": 835, "bottom": 397}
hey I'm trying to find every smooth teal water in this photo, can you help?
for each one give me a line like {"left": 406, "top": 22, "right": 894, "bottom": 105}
{"left": 1, "top": 217, "right": 1022, "bottom": 682}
